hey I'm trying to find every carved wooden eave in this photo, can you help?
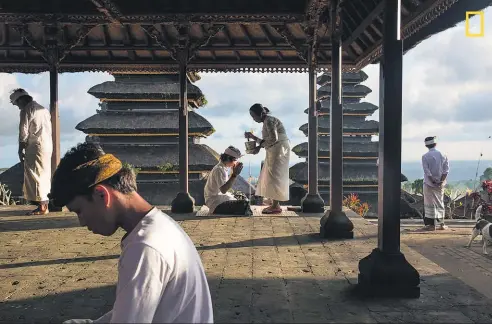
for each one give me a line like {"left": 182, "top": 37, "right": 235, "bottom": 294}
{"left": 90, "top": 0, "right": 123, "bottom": 24}
{"left": 0, "top": 0, "right": 489, "bottom": 73}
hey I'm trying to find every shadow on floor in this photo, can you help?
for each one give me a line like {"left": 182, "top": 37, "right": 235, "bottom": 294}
{"left": 0, "top": 274, "right": 491, "bottom": 323}
{"left": 0, "top": 254, "right": 120, "bottom": 270}
{"left": 0, "top": 216, "right": 81, "bottom": 232}
{"left": 197, "top": 232, "right": 378, "bottom": 251}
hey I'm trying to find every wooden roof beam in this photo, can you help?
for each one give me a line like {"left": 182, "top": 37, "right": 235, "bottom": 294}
{"left": 342, "top": 1, "right": 384, "bottom": 50}
{"left": 304, "top": 0, "right": 330, "bottom": 66}
{"left": 271, "top": 25, "right": 307, "bottom": 63}
{"left": 90, "top": 0, "right": 123, "bottom": 24}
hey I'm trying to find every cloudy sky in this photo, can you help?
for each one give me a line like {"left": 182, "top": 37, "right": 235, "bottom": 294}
{"left": 0, "top": 10, "right": 490, "bottom": 169}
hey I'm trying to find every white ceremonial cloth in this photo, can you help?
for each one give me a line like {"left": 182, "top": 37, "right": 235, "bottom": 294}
{"left": 19, "top": 101, "right": 52, "bottom": 201}
{"left": 256, "top": 115, "right": 290, "bottom": 202}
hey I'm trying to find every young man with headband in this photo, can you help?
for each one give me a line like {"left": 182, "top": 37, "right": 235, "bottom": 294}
{"left": 50, "top": 143, "right": 212, "bottom": 323}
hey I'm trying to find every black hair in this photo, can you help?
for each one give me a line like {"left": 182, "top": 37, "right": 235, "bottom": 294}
{"left": 49, "top": 142, "right": 137, "bottom": 207}
{"left": 425, "top": 136, "right": 436, "bottom": 149}
{"left": 249, "top": 103, "right": 270, "bottom": 117}
{"left": 220, "top": 153, "right": 236, "bottom": 163}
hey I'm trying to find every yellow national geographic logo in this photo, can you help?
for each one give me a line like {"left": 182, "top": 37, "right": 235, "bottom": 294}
{"left": 465, "top": 11, "right": 485, "bottom": 37}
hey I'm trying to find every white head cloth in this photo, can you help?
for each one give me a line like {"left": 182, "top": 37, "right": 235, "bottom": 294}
{"left": 425, "top": 136, "right": 437, "bottom": 146}
{"left": 224, "top": 146, "right": 242, "bottom": 159}
{"left": 10, "top": 89, "right": 30, "bottom": 104}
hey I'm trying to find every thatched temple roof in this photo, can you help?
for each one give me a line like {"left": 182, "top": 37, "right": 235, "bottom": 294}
{"left": 101, "top": 144, "right": 218, "bottom": 171}
{"left": 292, "top": 139, "right": 378, "bottom": 158}
{"left": 299, "top": 116, "right": 379, "bottom": 136}
{"left": 318, "top": 84, "right": 372, "bottom": 99}
{"left": 317, "top": 71, "right": 369, "bottom": 86}
{"left": 290, "top": 161, "right": 378, "bottom": 185}
{"left": 305, "top": 101, "right": 378, "bottom": 116}
{"left": 88, "top": 79, "right": 204, "bottom": 104}
{"left": 76, "top": 111, "right": 214, "bottom": 136}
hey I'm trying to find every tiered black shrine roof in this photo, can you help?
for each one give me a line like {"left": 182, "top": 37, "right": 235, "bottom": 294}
{"left": 290, "top": 70, "right": 379, "bottom": 211}
{"left": 78, "top": 73, "right": 252, "bottom": 205}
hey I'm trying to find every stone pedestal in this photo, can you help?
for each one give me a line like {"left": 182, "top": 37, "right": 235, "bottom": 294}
{"left": 171, "top": 192, "right": 195, "bottom": 213}
{"left": 301, "top": 193, "right": 325, "bottom": 213}
{"left": 320, "top": 210, "right": 354, "bottom": 239}
{"left": 48, "top": 202, "right": 63, "bottom": 212}
{"left": 356, "top": 248, "right": 420, "bottom": 298}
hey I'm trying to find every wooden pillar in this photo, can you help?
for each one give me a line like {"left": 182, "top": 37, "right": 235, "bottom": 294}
{"left": 329, "top": 6, "right": 343, "bottom": 214}
{"left": 356, "top": 0, "right": 420, "bottom": 298}
{"left": 49, "top": 63, "right": 60, "bottom": 175}
{"left": 301, "top": 46, "right": 325, "bottom": 213}
{"left": 319, "top": 0, "right": 354, "bottom": 239}
{"left": 171, "top": 49, "right": 195, "bottom": 213}
{"left": 178, "top": 52, "right": 189, "bottom": 194}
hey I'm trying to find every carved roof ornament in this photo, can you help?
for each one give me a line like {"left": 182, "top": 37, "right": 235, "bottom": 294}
{"left": 142, "top": 23, "right": 225, "bottom": 63}
{"left": 0, "top": 12, "right": 303, "bottom": 25}
{"left": 13, "top": 23, "right": 94, "bottom": 67}
{"left": 187, "top": 24, "right": 225, "bottom": 62}
{"left": 271, "top": 25, "right": 307, "bottom": 63}
{"left": 90, "top": 0, "right": 123, "bottom": 24}
{"left": 332, "top": 0, "right": 343, "bottom": 42}
{"left": 141, "top": 25, "right": 174, "bottom": 57}
{"left": 304, "top": 0, "right": 331, "bottom": 68}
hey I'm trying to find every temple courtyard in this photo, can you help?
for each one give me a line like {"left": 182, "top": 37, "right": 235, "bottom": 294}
{"left": 1, "top": 206, "right": 492, "bottom": 323}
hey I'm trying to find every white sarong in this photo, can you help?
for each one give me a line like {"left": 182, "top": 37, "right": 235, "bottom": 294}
{"left": 423, "top": 183, "right": 445, "bottom": 220}
{"left": 256, "top": 139, "right": 290, "bottom": 202}
{"left": 23, "top": 145, "right": 51, "bottom": 202}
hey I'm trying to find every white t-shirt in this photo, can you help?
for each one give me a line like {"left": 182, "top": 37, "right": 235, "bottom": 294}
{"left": 93, "top": 208, "right": 213, "bottom": 323}
{"left": 204, "top": 162, "right": 235, "bottom": 212}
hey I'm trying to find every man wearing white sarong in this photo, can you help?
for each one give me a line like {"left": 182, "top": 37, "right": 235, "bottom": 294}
{"left": 10, "top": 88, "right": 52, "bottom": 215}
{"left": 245, "top": 103, "right": 290, "bottom": 214}
{"left": 421, "top": 136, "right": 449, "bottom": 231}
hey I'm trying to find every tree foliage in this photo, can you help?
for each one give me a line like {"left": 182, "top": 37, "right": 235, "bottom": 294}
{"left": 411, "top": 179, "right": 424, "bottom": 196}
{"left": 480, "top": 167, "right": 492, "bottom": 182}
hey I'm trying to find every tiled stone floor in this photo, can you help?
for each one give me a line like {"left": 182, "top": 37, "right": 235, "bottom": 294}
{"left": 1, "top": 205, "right": 492, "bottom": 323}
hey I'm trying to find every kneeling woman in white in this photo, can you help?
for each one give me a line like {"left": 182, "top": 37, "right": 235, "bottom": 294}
{"left": 245, "top": 103, "right": 290, "bottom": 214}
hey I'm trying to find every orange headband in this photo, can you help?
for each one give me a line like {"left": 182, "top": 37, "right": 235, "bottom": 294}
{"left": 73, "top": 153, "right": 123, "bottom": 187}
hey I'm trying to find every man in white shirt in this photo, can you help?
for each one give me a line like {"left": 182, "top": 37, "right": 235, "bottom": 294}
{"left": 11, "top": 88, "right": 52, "bottom": 215}
{"left": 49, "top": 143, "right": 213, "bottom": 323}
{"left": 204, "top": 146, "right": 252, "bottom": 215}
{"left": 421, "top": 136, "right": 450, "bottom": 231}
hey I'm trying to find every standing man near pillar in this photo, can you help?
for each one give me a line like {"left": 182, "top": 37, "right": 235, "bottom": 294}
{"left": 421, "top": 136, "right": 449, "bottom": 230}
{"left": 10, "top": 88, "right": 52, "bottom": 215}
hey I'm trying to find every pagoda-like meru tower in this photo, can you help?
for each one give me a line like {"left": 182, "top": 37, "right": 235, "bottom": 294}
{"left": 290, "top": 71, "right": 379, "bottom": 213}
{"left": 77, "top": 72, "right": 238, "bottom": 206}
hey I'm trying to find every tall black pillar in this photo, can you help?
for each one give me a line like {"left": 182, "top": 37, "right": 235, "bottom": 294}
{"left": 47, "top": 42, "right": 63, "bottom": 212}
{"left": 301, "top": 47, "right": 325, "bottom": 213}
{"left": 356, "top": 0, "right": 420, "bottom": 298}
{"left": 320, "top": 0, "right": 354, "bottom": 239}
{"left": 171, "top": 50, "right": 195, "bottom": 213}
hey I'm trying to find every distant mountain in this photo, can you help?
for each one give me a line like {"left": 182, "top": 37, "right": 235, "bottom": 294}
{"left": 1, "top": 160, "right": 487, "bottom": 183}
{"left": 245, "top": 160, "right": 492, "bottom": 183}
{"left": 401, "top": 160, "right": 492, "bottom": 182}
